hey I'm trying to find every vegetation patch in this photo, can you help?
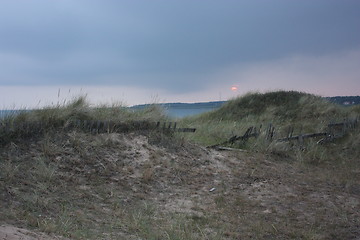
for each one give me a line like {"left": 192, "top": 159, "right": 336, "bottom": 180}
{"left": 1, "top": 91, "right": 359, "bottom": 239}
{"left": 179, "top": 91, "right": 359, "bottom": 164}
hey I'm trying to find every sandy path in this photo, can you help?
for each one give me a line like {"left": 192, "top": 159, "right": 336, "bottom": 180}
{"left": 0, "top": 225, "right": 68, "bottom": 240}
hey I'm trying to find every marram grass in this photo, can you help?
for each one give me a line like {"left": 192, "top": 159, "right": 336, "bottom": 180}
{"left": 178, "top": 90, "right": 359, "bottom": 164}
{"left": 0, "top": 96, "right": 169, "bottom": 145}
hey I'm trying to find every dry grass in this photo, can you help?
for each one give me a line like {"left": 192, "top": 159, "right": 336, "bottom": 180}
{"left": 1, "top": 128, "right": 359, "bottom": 239}
{"left": 0, "top": 96, "right": 169, "bottom": 146}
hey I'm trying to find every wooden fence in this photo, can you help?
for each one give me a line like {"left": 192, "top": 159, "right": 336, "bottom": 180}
{"left": 0, "top": 119, "right": 196, "bottom": 137}
{"left": 275, "top": 118, "right": 358, "bottom": 145}
{"left": 208, "top": 117, "right": 359, "bottom": 149}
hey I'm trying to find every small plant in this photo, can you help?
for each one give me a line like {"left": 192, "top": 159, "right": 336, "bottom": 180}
{"left": 142, "top": 166, "right": 154, "bottom": 183}
{"left": 0, "top": 159, "right": 20, "bottom": 184}
{"left": 32, "top": 157, "right": 57, "bottom": 182}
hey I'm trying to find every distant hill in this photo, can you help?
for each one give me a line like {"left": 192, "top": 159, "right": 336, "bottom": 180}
{"left": 131, "top": 101, "right": 225, "bottom": 110}
{"left": 131, "top": 96, "right": 360, "bottom": 110}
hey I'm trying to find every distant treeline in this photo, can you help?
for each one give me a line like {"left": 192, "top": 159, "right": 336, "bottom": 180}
{"left": 326, "top": 96, "right": 360, "bottom": 106}
{"left": 131, "top": 101, "right": 226, "bottom": 110}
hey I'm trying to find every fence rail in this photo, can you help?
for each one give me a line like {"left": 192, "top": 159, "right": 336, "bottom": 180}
{"left": 0, "top": 119, "right": 196, "bottom": 137}
{"left": 208, "top": 117, "right": 359, "bottom": 149}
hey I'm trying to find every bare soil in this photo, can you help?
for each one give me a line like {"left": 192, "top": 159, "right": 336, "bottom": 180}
{"left": 0, "top": 224, "right": 68, "bottom": 240}
{"left": 0, "top": 131, "right": 359, "bottom": 239}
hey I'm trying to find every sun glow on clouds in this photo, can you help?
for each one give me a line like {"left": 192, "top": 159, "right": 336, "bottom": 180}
{"left": 210, "top": 47, "right": 360, "bottom": 97}
{"left": 231, "top": 86, "right": 238, "bottom": 92}
{"left": 1, "top": 48, "right": 359, "bottom": 109}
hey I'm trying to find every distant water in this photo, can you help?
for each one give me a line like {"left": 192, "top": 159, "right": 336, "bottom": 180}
{"left": 164, "top": 107, "right": 218, "bottom": 118}
{"left": 0, "top": 110, "right": 24, "bottom": 119}
{"left": 131, "top": 101, "right": 225, "bottom": 118}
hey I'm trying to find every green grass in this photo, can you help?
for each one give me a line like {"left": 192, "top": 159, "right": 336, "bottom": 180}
{"left": 178, "top": 90, "right": 359, "bottom": 164}
{"left": 0, "top": 96, "right": 169, "bottom": 146}
{"left": 196, "top": 91, "right": 346, "bottom": 123}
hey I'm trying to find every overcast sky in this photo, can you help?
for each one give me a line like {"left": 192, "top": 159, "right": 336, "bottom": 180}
{"left": 1, "top": 0, "right": 360, "bottom": 108}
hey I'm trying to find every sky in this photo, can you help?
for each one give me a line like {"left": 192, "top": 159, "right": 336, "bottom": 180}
{"left": 1, "top": 0, "right": 360, "bottom": 108}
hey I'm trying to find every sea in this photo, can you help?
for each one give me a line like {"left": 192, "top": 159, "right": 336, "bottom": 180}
{"left": 163, "top": 106, "right": 218, "bottom": 118}
{"left": 0, "top": 110, "right": 25, "bottom": 118}
{"left": 131, "top": 101, "right": 225, "bottom": 118}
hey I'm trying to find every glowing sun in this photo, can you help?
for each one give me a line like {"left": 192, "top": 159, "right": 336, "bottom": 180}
{"left": 231, "top": 86, "right": 238, "bottom": 91}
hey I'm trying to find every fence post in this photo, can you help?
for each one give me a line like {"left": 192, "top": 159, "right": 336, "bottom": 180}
{"left": 266, "top": 123, "right": 275, "bottom": 141}
{"left": 342, "top": 118, "right": 347, "bottom": 136}
{"left": 298, "top": 134, "right": 304, "bottom": 149}
{"left": 287, "top": 126, "right": 294, "bottom": 139}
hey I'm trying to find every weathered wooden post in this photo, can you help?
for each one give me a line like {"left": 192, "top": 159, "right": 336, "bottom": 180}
{"left": 287, "top": 126, "right": 294, "bottom": 139}
{"left": 342, "top": 118, "right": 347, "bottom": 136}
{"left": 298, "top": 134, "right": 304, "bottom": 149}
{"left": 266, "top": 123, "right": 275, "bottom": 141}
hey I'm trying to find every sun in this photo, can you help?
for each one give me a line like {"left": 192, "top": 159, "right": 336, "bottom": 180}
{"left": 231, "top": 86, "right": 238, "bottom": 92}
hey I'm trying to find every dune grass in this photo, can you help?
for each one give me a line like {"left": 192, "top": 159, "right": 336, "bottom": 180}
{"left": 178, "top": 91, "right": 359, "bottom": 163}
{"left": 0, "top": 96, "right": 169, "bottom": 146}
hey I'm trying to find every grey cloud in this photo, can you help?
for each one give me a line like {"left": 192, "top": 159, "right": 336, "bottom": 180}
{"left": 0, "top": 0, "right": 360, "bottom": 93}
